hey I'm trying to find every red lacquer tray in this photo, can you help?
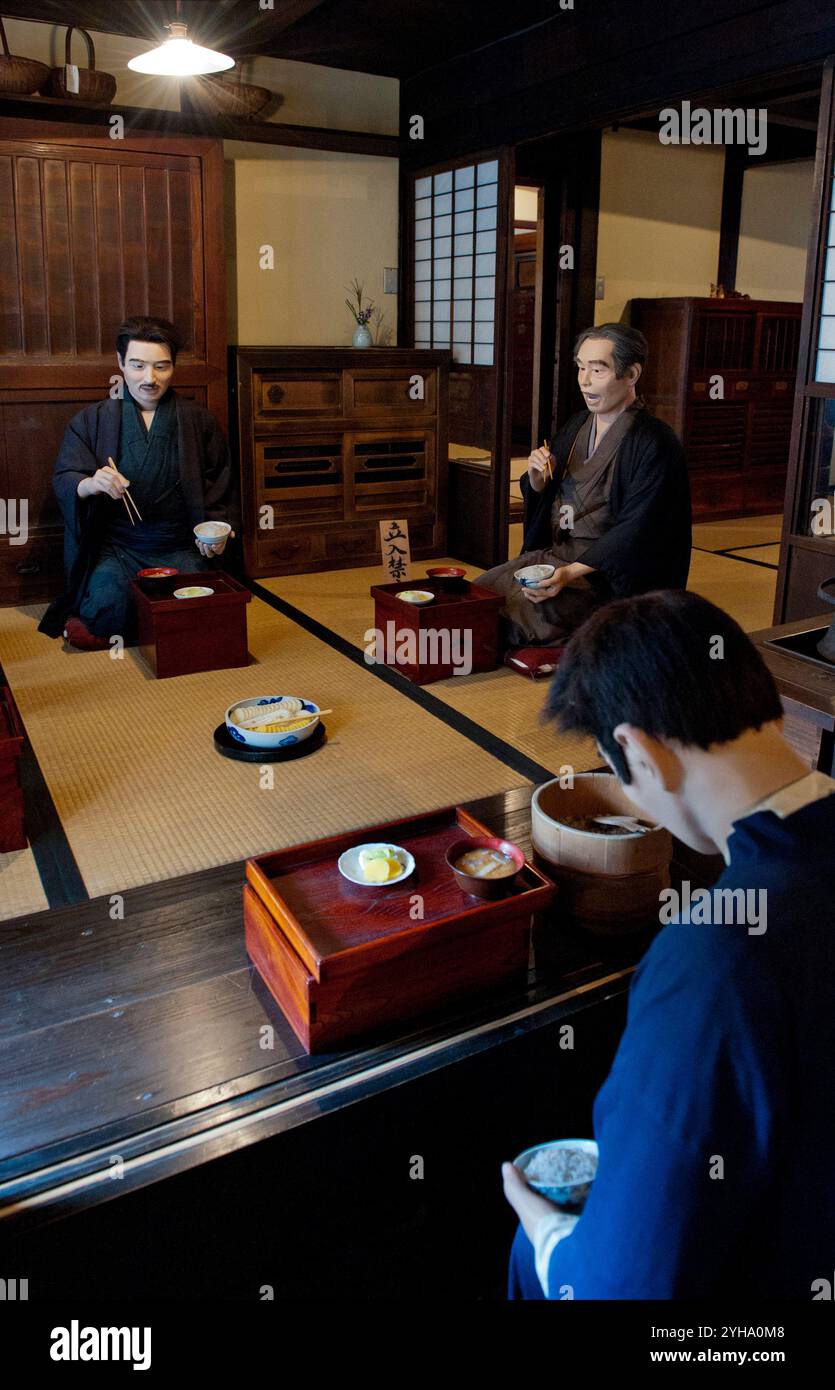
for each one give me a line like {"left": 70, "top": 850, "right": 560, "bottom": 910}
{"left": 369, "top": 579, "right": 503, "bottom": 683}
{"left": 245, "top": 804, "right": 556, "bottom": 1051}
{"left": 130, "top": 569, "right": 251, "bottom": 678}
{"left": 0, "top": 686, "right": 26, "bottom": 852}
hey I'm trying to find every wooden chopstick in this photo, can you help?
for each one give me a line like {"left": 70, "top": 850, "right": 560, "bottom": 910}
{"left": 239, "top": 708, "right": 333, "bottom": 731}
{"left": 106, "top": 457, "right": 143, "bottom": 523}
{"left": 542, "top": 439, "right": 553, "bottom": 480}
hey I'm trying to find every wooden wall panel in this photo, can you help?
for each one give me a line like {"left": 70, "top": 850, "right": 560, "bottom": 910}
{"left": 68, "top": 161, "right": 99, "bottom": 356}
{"left": 0, "top": 156, "right": 21, "bottom": 355}
{"left": 145, "top": 166, "right": 170, "bottom": 317}
{"left": 3, "top": 402, "right": 73, "bottom": 526}
{"left": 119, "top": 164, "right": 148, "bottom": 318}
{"left": 15, "top": 157, "right": 48, "bottom": 355}
{"left": 1, "top": 143, "right": 213, "bottom": 363}
{"left": 93, "top": 160, "right": 123, "bottom": 345}
{"left": 170, "top": 168, "right": 197, "bottom": 355}
{"left": 43, "top": 158, "right": 73, "bottom": 354}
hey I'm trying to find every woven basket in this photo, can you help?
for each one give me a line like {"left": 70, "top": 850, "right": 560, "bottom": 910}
{"left": 0, "top": 15, "right": 50, "bottom": 94}
{"left": 187, "top": 73, "right": 273, "bottom": 120}
{"left": 49, "top": 25, "right": 116, "bottom": 105}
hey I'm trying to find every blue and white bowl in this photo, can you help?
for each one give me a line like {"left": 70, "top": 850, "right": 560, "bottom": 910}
{"left": 224, "top": 696, "right": 321, "bottom": 750}
{"left": 514, "top": 563, "right": 556, "bottom": 589}
{"left": 513, "top": 1138, "right": 599, "bottom": 1210}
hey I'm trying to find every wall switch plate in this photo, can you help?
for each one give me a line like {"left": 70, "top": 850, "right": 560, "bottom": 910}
{"left": 595, "top": 276, "right": 605, "bottom": 300}
{"left": 384, "top": 267, "right": 398, "bottom": 294}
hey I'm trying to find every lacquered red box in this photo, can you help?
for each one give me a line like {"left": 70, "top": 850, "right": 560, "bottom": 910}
{"left": 0, "top": 686, "right": 26, "bottom": 852}
{"left": 244, "top": 804, "right": 556, "bottom": 1052}
{"left": 130, "top": 570, "right": 251, "bottom": 679}
{"left": 369, "top": 579, "right": 503, "bottom": 684}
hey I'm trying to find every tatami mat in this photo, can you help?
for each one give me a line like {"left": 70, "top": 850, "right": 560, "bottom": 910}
{"left": 692, "top": 513, "right": 782, "bottom": 552}
{"left": 0, "top": 847, "right": 49, "bottom": 922}
{"left": 259, "top": 562, "right": 600, "bottom": 775}
{"left": 724, "top": 544, "right": 781, "bottom": 568}
{"left": 688, "top": 549, "right": 777, "bottom": 631}
{"left": 0, "top": 599, "right": 528, "bottom": 901}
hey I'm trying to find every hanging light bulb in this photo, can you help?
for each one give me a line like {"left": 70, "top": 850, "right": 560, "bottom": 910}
{"left": 128, "top": 21, "right": 235, "bottom": 77}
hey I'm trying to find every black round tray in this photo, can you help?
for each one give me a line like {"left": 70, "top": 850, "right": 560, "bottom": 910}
{"left": 213, "top": 720, "right": 326, "bottom": 762}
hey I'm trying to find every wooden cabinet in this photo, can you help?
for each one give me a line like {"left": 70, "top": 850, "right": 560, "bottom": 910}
{"left": 232, "top": 349, "right": 450, "bottom": 576}
{"left": 630, "top": 297, "right": 802, "bottom": 520}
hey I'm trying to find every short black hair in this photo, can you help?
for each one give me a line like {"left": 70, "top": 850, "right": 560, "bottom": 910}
{"left": 545, "top": 590, "right": 784, "bottom": 782}
{"left": 116, "top": 316, "right": 181, "bottom": 364}
{"left": 574, "top": 323, "right": 648, "bottom": 378}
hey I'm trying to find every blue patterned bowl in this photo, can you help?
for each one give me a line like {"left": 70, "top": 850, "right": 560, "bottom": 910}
{"left": 514, "top": 564, "right": 556, "bottom": 589}
{"left": 513, "top": 1138, "right": 598, "bottom": 1210}
{"left": 224, "top": 696, "right": 321, "bottom": 749}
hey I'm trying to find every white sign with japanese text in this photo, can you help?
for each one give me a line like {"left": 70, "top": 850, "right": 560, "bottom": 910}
{"left": 379, "top": 519, "right": 411, "bottom": 583}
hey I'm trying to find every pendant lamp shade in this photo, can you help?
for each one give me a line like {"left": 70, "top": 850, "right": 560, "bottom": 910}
{"left": 128, "top": 22, "right": 234, "bottom": 77}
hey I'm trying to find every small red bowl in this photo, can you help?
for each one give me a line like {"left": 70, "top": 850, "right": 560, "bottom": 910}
{"left": 427, "top": 566, "right": 466, "bottom": 580}
{"left": 446, "top": 836, "right": 526, "bottom": 898}
{"left": 137, "top": 566, "right": 178, "bottom": 592}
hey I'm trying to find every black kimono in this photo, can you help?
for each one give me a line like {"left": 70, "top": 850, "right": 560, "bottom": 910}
{"left": 39, "top": 391, "right": 240, "bottom": 639}
{"left": 479, "top": 404, "right": 691, "bottom": 645}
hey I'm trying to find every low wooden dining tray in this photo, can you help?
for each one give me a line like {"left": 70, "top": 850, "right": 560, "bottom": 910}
{"left": 0, "top": 685, "right": 26, "bottom": 852}
{"left": 244, "top": 805, "right": 556, "bottom": 1052}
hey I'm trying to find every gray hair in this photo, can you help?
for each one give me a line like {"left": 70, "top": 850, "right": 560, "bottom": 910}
{"left": 574, "top": 323, "right": 648, "bottom": 378}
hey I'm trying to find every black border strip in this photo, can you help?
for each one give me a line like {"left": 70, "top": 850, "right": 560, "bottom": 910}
{"left": 716, "top": 543, "right": 780, "bottom": 569}
{"left": 0, "top": 660, "right": 88, "bottom": 910}
{"left": 248, "top": 580, "right": 557, "bottom": 785}
{"left": 693, "top": 545, "right": 779, "bottom": 571}
{"left": 719, "top": 539, "right": 781, "bottom": 552}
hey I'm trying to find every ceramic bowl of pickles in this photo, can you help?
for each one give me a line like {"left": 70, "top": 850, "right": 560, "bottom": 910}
{"left": 445, "top": 836, "right": 525, "bottom": 899}
{"left": 225, "top": 695, "right": 320, "bottom": 749}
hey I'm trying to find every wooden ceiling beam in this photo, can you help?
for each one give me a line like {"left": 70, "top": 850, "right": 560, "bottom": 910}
{"left": 0, "top": 1, "right": 333, "bottom": 50}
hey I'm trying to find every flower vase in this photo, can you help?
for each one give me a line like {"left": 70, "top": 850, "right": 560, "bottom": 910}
{"left": 352, "top": 325, "right": 373, "bottom": 348}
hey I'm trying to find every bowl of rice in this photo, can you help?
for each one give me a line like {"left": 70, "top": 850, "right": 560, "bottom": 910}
{"left": 513, "top": 1138, "right": 599, "bottom": 1210}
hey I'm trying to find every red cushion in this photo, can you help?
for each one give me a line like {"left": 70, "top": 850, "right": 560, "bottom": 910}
{"left": 63, "top": 617, "right": 111, "bottom": 652}
{"left": 504, "top": 646, "right": 565, "bottom": 679}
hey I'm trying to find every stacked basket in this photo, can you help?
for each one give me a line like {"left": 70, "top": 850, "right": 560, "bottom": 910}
{"left": 48, "top": 26, "right": 116, "bottom": 105}
{"left": 0, "top": 15, "right": 49, "bottom": 94}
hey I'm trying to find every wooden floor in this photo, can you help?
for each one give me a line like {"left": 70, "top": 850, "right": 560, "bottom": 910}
{"left": 1, "top": 782, "right": 675, "bottom": 1297}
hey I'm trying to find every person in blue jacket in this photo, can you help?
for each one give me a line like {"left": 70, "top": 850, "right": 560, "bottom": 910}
{"left": 504, "top": 589, "right": 835, "bottom": 1299}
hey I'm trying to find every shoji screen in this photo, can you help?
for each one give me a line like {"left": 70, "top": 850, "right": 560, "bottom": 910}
{"left": 413, "top": 158, "right": 499, "bottom": 366}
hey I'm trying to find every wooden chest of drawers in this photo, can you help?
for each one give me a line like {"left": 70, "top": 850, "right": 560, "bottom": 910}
{"left": 232, "top": 349, "right": 450, "bottom": 577}
{"left": 630, "top": 297, "right": 801, "bottom": 521}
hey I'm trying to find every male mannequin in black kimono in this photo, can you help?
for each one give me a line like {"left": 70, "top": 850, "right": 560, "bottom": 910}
{"left": 479, "top": 323, "right": 692, "bottom": 650}
{"left": 39, "top": 315, "right": 239, "bottom": 650}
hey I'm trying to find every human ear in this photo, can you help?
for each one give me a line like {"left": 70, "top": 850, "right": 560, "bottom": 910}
{"left": 613, "top": 724, "right": 678, "bottom": 789}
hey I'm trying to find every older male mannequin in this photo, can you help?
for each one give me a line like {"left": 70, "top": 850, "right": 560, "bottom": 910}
{"left": 478, "top": 323, "right": 692, "bottom": 648}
